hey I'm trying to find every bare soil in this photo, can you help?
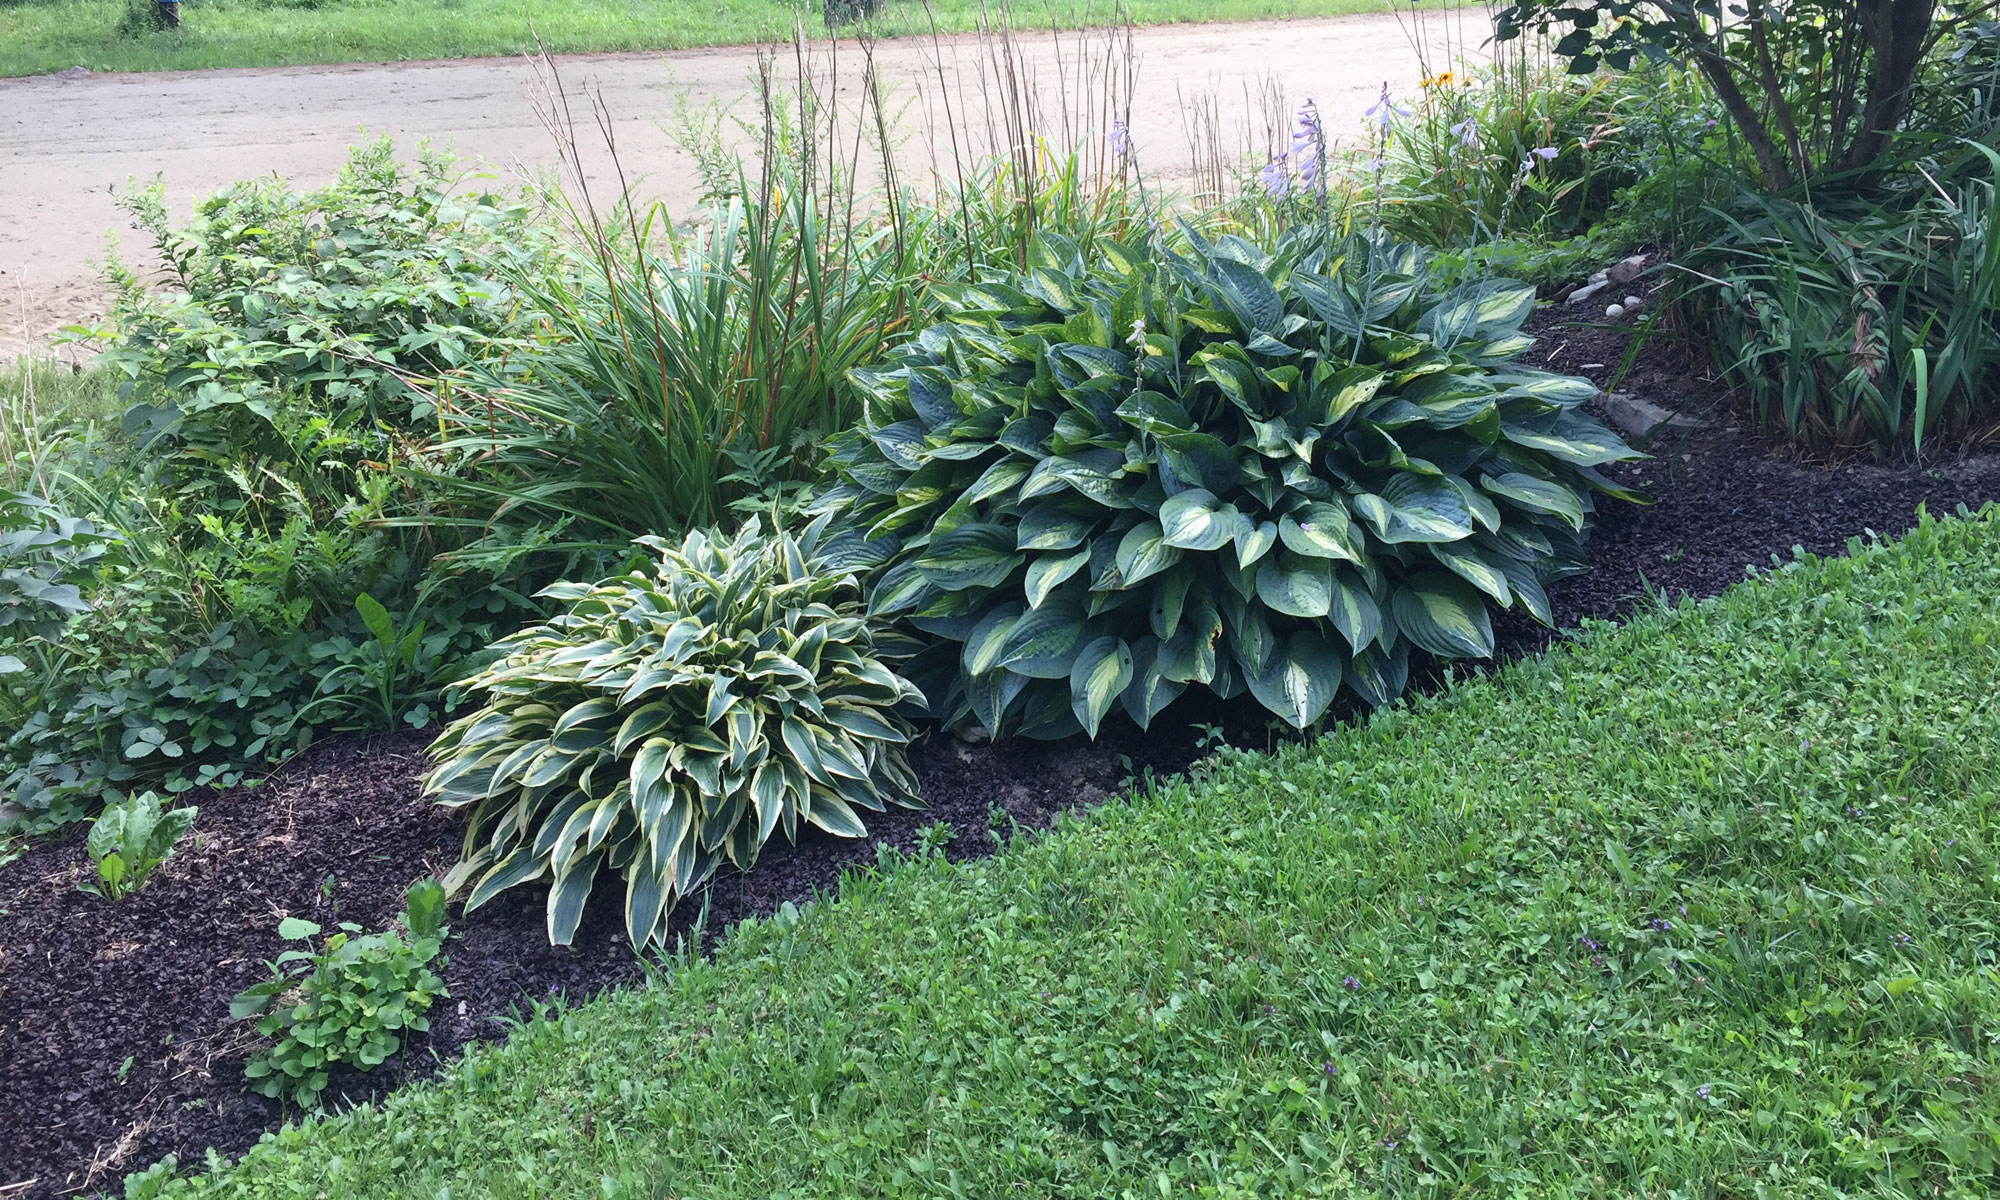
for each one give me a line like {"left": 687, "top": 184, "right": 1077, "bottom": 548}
{"left": 4, "top": 311, "right": 1998, "bottom": 1197}
{"left": 0, "top": 10, "right": 1487, "bottom": 356}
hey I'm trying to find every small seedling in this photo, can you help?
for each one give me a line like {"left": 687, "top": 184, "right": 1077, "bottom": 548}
{"left": 77, "top": 792, "right": 197, "bottom": 900}
{"left": 913, "top": 821, "right": 957, "bottom": 859}
{"left": 232, "top": 877, "right": 449, "bottom": 1107}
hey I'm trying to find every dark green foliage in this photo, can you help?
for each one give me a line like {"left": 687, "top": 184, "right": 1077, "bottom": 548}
{"left": 425, "top": 517, "right": 924, "bottom": 953}
{"left": 1686, "top": 143, "right": 2000, "bottom": 456}
{"left": 0, "top": 490, "right": 119, "bottom": 645}
{"left": 76, "top": 790, "right": 196, "bottom": 899}
{"left": 231, "top": 878, "right": 449, "bottom": 1108}
{"left": 814, "top": 227, "right": 1641, "bottom": 738}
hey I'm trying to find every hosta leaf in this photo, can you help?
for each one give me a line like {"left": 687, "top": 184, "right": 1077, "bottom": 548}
{"left": 1498, "top": 558, "right": 1554, "bottom": 625}
{"left": 1233, "top": 519, "right": 1279, "bottom": 570}
{"left": 1327, "top": 568, "right": 1382, "bottom": 653}
{"left": 1429, "top": 543, "right": 1512, "bottom": 605}
{"left": 916, "top": 524, "right": 1024, "bottom": 591}
{"left": 1390, "top": 572, "right": 1494, "bottom": 659}
{"left": 1350, "top": 474, "right": 1475, "bottom": 544}
{"left": 965, "top": 667, "right": 1030, "bottom": 735}
{"left": 964, "top": 456, "right": 1033, "bottom": 505}
{"left": 1156, "top": 432, "right": 1238, "bottom": 495}
{"left": 1000, "top": 595, "right": 1089, "bottom": 678}
{"left": 546, "top": 853, "right": 602, "bottom": 947}
{"left": 624, "top": 859, "right": 670, "bottom": 951}
{"left": 1255, "top": 550, "right": 1333, "bottom": 618}
{"left": 873, "top": 419, "right": 929, "bottom": 469}
{"left": 1069, "top": 636, "right": 1133, "bottom": 739}
{"left": 1119, "top": 638, "right": 1184, "bottom": 730}
{"left": 1043, "top": 452, "right": 1134, "bottom": 508}
{"left": 1024, "top": 547, "right": 1091, "bottom": 608}
{"left": 1158, "top": 488, "right": 1246, "bottom": 552}
{"left": 1481, "top": 471, "right": 1586, "bottom": 530}
{"left": 1420, "top": 279, "right": 1537, "bottom": 344}
{"left": 1246, "top": 629, "right": 1344, "bottom": 729}
{"left": 1018, "top": 503, "right": 1097, "bottom": 551}
{"left": 962, "top": 602, "right": 1026, "bottom": 676}
{"left": 1112, "top": 521, "right": 1183, "bottom": 589}
{"left": 1278, "top": 501, "right": 1362, "bottom": 563}
{"left": 1500, "top": 411, "right": 1637, "bottom": 467}
{"left": 1149, "top": 567, "right": 1195, "bottom": 641}
{"left": 807, "top": 789, "right": 870, "bottom": 838}
{"left": 1208, "top": 257, "right": 1284, "bottom": 332}
{"left": 1346, "top": 640, "right": 1410, "bottom": 706}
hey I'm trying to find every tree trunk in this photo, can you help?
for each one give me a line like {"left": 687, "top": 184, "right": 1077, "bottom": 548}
{"left": 1828, "top": 0, "right": 1938, "bottom": 178}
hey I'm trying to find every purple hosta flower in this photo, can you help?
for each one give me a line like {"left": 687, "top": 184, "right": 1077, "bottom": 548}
{"left": 1260, "top": 153, "right": 1292, "bottom": 198}
{"left": 1344, "top": 975, "right": 1361, "bottom": 992}
{"left": 1531, "top": 145, "right": 1559, "bottom": 160}
{"left": 1127, "top": 317, "right": 1147, "bottom": 349}
{"left": 1450, "top": 118, "right": 1477, "bottom": 149}
{"left": 1107, "top": 118, "right": 1134, "bottom": 163}
{"left": 1363, "top": 84, "right": 1408, "bottom": 133}
{"left": 1697, "top": 1084, "right": 1711, "bottom": 1100}
{"left": 1292, "top": 101, "right": 1323, "bottom": 180}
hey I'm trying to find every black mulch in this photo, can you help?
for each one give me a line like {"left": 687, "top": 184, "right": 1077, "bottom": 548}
{"left": 5, "top": 316, "right": 1998, "bottom": 1198}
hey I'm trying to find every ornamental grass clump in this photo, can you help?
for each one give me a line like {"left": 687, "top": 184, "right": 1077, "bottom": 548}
{"left": 425, "top": 517, "right": 924, "bottom": 952}
{"left": 813, "top": 227, "right": 1643, "bottom": 738}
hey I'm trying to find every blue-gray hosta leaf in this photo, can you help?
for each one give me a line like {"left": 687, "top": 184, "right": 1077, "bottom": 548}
{"left": 1277, "top": 500, "right": 1363, "bottom": 563}
{"left": 1113, "top": 520, "right": 1183, "bottom": 589}
{"left": 1255, "top": 550, "right": 1334, "bottom": 618}
{"left": 916, "top": 524, "right": 1024, "bottom": 591}
{"left": 1500, "top": 411, "right": 1638, "bottom": 466}
{"left": 1000, "top": 594, "right": 1089, "bottom": 678}
{"left": 1349, "top": 474, "right": 1475, "bottom": 544}
{"left": 1247, "top": 629, "right": 1344, "bottom": 729}
{"left": 1159, "top": 488, "right": 1246, "bottom": 552}
{"left": 1024, "top": 548, "right": 1091, "bottom": 608}
{"left": 1428, "top": 543, "right": 1513, "bottom": 606}
{"left": 1390, "top": 572, "right": 1494, "bottom": 659}
{"left": 1327, "top": 568, "right": 1382, "bottom": 654}
{"left": 1480, "top": 471, "right": 1586, "bottom": 530}
{"left": 1069, "top": 635, "right": 1133, "bottom": 739}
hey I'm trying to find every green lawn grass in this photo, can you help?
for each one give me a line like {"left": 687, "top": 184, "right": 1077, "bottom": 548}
{"left": 0, "top": 0, "right": 1389, "bottom": 77}
{"left": 144, "top": 505, "right": 2000, "bottom": 1198}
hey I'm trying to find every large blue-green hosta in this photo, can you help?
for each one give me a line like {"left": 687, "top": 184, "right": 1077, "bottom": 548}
{"left": 812, "top": 229, "right": 1643, "bottom": 738}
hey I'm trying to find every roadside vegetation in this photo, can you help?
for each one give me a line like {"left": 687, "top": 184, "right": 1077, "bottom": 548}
{"left": 4, "top": 0, "right": 1999, "bottom": 1193}
{"left": 0, "top": 0, "right": 1384, "bottom": 77}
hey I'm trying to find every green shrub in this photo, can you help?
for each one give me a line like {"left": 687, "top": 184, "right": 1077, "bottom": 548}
{"left": 813, "top": 227, "right": 1641, "bottom": 738}
{"left": 77, "top": 790, "right": 196, "bottom": 899}
{"left": 425, "top": 517, "right": 924, "bottom": 953}
{"left": 231, "top": 877, "right": 449, "bottom": 1108}
{"left": 0, "top": 489, "right": 119, "bottom": 644}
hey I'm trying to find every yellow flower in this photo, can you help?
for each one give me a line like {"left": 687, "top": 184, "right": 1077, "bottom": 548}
{"left": 1420, "top": 70, "right": 1457, "bottom": 89}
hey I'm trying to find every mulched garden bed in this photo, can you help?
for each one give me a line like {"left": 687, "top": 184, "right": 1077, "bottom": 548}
{"left": 5, "top": 316, "right": 1998, "bottom": 1199}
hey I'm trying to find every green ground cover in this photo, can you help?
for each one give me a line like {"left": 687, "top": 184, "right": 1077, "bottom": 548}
{"left": 149, "top": 507, "right": 2000, "bottom": 1198}
{"left": 0, "top": 0, "right": 1382, "bottom": 77}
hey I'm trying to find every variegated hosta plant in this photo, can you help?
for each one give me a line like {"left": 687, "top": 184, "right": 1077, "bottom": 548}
{"left": 812, "top": 227, "right": 1643, "bottom": 739}
{"left": 424, "top": 516, "right": 925, "bottom": 952}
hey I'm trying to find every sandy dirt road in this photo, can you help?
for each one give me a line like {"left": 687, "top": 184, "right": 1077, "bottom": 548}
{"left": 0, "top": 9, "right": 1489, "bottom": 355}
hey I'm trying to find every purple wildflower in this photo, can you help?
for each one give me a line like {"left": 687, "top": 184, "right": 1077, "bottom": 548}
{"left": 1697, "top": 1084, "right": 1711, "bottom": 1100}
{"left": 1449, "top": 118, "right": 1477, "bottom": 149}
{"left": 1344, "top": 975, "right": 1361, "bottom": 992}
{"left": 1530, "top": 146, "right": 1559, "bottom": 160}
{"left": 1651, "top": 917, "right": 1671, "bottom": 932}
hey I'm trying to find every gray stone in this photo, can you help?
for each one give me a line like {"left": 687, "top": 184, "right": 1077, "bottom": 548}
{"left": 1600, "top": 392, "right": 1707, "bottom": 437}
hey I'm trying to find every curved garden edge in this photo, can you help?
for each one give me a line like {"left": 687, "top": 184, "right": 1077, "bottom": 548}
{"left": 3, "top": 327, "right": 1999, "bottom": 1198}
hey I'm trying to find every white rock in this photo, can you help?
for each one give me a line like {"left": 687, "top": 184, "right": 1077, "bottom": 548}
{"left": 1623, "top": 295, "right": 1644, "bottom": 309}
{"left": 1606, "top": 304, "right": 1625, "bottom": 318}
